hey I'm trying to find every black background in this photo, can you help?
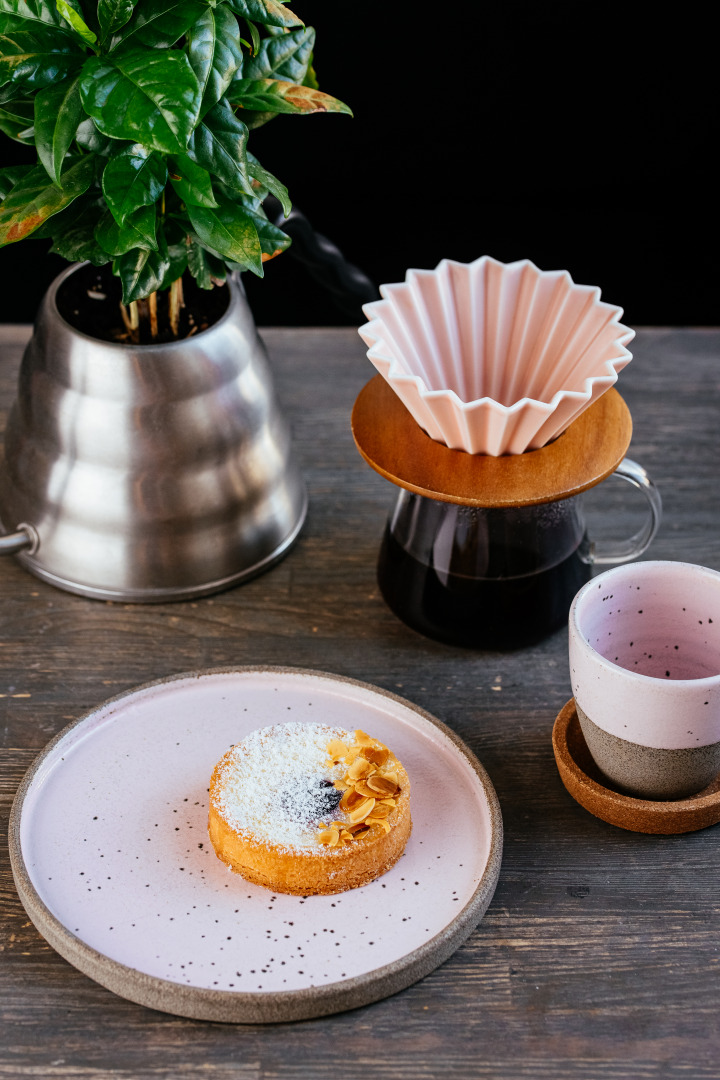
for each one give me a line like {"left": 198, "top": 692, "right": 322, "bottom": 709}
{"left": 0, "top": 2, "right": 714, "bottom": 327}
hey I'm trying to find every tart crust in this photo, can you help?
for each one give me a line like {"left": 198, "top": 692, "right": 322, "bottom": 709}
{"left": 208, "top": 727, "right": 411, "bottom": 895}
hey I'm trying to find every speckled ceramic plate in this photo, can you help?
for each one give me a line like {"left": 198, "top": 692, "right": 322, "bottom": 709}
{"left": 9, "top": 667, "right": 502, "bottom": 1023}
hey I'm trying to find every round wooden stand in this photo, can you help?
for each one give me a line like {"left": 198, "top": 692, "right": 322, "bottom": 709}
{"left": 553, "top": 699, "right": 720, "bottom": 835}
{"left": 351, "top": 375, "right": 633, "bottom": 507}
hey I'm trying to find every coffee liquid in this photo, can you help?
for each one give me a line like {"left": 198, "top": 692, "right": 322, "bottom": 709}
{"left": 377, "top": 526, "right": 590, "bottom": 649}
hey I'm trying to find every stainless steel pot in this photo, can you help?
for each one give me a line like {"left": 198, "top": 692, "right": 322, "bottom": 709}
{"left": 0, "top": 264, "right": 307, "bottom": 601}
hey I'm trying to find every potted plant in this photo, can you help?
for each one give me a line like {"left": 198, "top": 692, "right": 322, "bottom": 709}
{"left": 0, "top": 0, "right": 350, "bottom": 601}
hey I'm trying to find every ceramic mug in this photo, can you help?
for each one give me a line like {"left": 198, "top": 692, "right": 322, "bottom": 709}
{"left": 569, "top": 561, "right": 720, "bottom": 799}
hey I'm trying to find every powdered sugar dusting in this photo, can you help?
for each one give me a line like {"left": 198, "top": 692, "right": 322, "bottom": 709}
{"left": 213, "top": 723, "right": 352, "bottom": 852}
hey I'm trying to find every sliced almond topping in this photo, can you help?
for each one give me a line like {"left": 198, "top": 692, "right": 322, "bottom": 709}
{"left": 353, "top": 779, "right": 380, "bottom": 799}
{"left": 367, "top": 817, "right": 392, "bottom": 833}
{"left": 366, "top": 775, "right": 399, "bottom": 797}
{"left": 379, "top": 797, "right": 397, "bottom": 807}
{"left": 339, "top": 830, "right": 353, "bottom": 844}
{"left": 367, "top": 802, "right": 391, "bottom": 819}
{"left": 354, "top": 729, "right": 374, "bottom": 746}
{"left": 339, "top": 788, "right": 364, "bottom": 812}
{"left": 349, "top": 797, "right": 376, "bottom": 823}
{"left": 326, "top": 738, "right": 349, "bottom": 760}
{"left": 347, "top": 757, "right": 374, "bottom": 781}
{"left": 350, "top": 824, "right": 371, "bottom": 839}
{"left": 380, "top": 769, "right": 399, "bottom": 786}
{"left": 361, "top": 745, "right": 389, "bottom": 766}
{"left": 318, "top": 827, "right": 340, "bottom": 847}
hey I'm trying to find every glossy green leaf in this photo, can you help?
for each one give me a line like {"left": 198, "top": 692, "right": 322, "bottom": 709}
{"left": 0, "top": 97, "right": 33, "bottom": 141}
{"left": 0, "top": 0, "right": 69, "bottom": 35}
{"left": 0, "top": 27, "right": 84, "bottom": 93}
{"left": 187, "top": 236, "right": 225, "bottom": 287}
{"left": 75, "top": 115, "right": 114, "bottom": 153}
{"left": 230, "top": 78, "right": 351, "bottom": 117}
{"left": 225, "top": 0, "right": 301, "bottom": 29}
{"left": 161, "top": 237, "right": 187, "bottom": 288}
{"left": 55, "top": 0, "right": 96, "bottom": 43}
{"left": 246, "top": 150, "right": 289, "bottom": 216}
{"left": 34, "top": 75, "right": 83, "bottom": 183}
{"left": 102, "top": 142, "right": 167, "bottom": 224}
{"left": 240, "top": 201, "right": 288, "bottom": 259}
{"left": 97, "top": 0, "right": 135, "bottom": 42}
{"left": 80, "top": 49, "right": 201, "bottom": 155}
{"left": 112, "top": 0, "right": 205, "bottom": 49}
{"left": 0, "top": 161, "right": 33, "bottom": 197}
{"left": 187, "top": 191, "right": 262, "bottom": 274}
{"left": 45, "top": 193, "right": 107, "bottom": 263}
{"left": 169, "top": 152, "right": 217, "bottom": 207}
{"left": 112, "top": 226, "right": 169, "bottom": 302}
{"left": 95, "top": 202, "right": 157, "bottom": 253}
{"left": 186, "top": 98, "right": 252, "bottom": 194}
{"left": 239, "top": 25, "right": 314, "bottom": 82}
{"left": 187, "top": 3, "right": 242, "bottom": 116}
{"left": 0, "top": 154, "right": 94, "bottom": 245}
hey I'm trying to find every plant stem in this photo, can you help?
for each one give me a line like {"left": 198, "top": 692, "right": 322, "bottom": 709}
{"left": 169, "top": 276, "right": 184, "bottom": 338}
{"left": 148, "top": 291, "right": 158, "bottom": 340}
{"left": 119, "top": 300, "right": 140, "bottom": 343}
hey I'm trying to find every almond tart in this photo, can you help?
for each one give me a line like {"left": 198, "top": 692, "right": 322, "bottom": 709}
{"left": 208, "top": 722, "right": 411, "bottom": 895}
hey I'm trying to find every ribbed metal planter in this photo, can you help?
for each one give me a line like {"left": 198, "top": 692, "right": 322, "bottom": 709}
{"left": 0, "top": 264, "right": 307, "bottom": 601}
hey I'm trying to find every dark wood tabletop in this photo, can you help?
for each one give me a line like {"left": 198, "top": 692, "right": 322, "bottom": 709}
{"left": 1, "top": 324, "right": 719, "bottom": 1079}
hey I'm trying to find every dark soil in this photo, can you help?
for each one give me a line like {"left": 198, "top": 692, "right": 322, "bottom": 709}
{"left": 55, "top": 263, "right": 230, "bottom": 345}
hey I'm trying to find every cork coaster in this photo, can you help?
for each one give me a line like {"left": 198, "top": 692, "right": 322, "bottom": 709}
{"left": 552, "top": 699, "right": 720, "bottom": 835}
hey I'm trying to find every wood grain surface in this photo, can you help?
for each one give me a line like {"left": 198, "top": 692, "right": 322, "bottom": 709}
{"left": 1, "top": 324, "right": 720, "bottom": 1079}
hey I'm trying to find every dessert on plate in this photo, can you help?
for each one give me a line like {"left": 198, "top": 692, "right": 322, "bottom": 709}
{"left": 208, "top": 722, "right": 411, "bottom": 895}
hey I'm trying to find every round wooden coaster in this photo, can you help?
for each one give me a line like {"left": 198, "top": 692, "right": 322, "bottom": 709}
{"left": 351, "top": 376, "right": 632, "bottom": 508}
{"left": 552, "top": 699, "right": 720, "bottom": 835}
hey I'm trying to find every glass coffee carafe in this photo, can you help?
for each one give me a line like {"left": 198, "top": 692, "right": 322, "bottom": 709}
{"left": 353, "top": 375, "right": 661, "bottom": 650}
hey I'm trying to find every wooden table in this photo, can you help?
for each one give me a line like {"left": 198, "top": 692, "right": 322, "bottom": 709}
{"left": 1, "top": 325, "right": 719, "bottom": 1079}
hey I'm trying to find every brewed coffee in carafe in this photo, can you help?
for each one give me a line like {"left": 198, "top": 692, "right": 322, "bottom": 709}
{"left": 378, "top": 490, "right": 591, "bottom": 648}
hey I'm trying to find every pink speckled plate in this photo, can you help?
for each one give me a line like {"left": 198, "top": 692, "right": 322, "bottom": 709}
{"left": 9, "top": 667, "right": 502, "bottom": 1023}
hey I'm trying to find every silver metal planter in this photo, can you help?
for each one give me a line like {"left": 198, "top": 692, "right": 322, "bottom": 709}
{"left": 0, "top": 264, "right": 307, "bottom": 601}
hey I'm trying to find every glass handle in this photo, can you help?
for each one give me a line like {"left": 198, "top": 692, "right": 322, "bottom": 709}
{"left": 579, "top": 457, "right": 662, "bottom": 566}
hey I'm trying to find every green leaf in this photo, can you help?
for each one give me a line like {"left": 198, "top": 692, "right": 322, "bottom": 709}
{"left": 187, "top": 98, "right": 252, "bottom": 194}
{"left": 0, "top": 0, "right": 69, "bottom": 35}
{"left": 97, "top": 0, "right": 135, "bottom": 42}
{"left": 230, "top": 78, "right": 352, "bottom": 117}
{"left": 112, "top": 225, "right": 169, "bottom": 302}
{"left": 241, "top": 201, "right": 288, "bottom": 260}
{"left": 95, "top": 202, "right": 157, "bottom": 254}
{"left": 0, "top": 161, "right": 33, "bottom": 197}
{"left": 187, "top": 191, "right": 262, "bottom": 274}
{"left": 168, "top": 152, "right": 217, "bottom": 207}
{"left": 111, "top": 0, "right": 205, "bottom": 49}
{"left": 243, "top": 15, "right": 259, "bottom": 54}
{"left": 102, "top": 142, "right": 167, "bottom": 224}
{"left": 225, "top": 0, "right": 301, "bottom": 29}
{"left": 75, "top": 115, "right": 114, "bottom": 153}
{"left": 0, "top": 97, "right": 33, "bottom": 142}
{"left": 0, "top": 27, "right": 84, "bottom": 93}
{"left": 161, "top": 237, "right": 187, "bottom": 289}
{"left": 80, "top": 49, "right": 201, "bottom": 155}
{"left": 239, "top": 25, "right": 314, "bottom": 82}
{"left": 246, "top": 150, "right": 289, "bottom": 216}
{"left": 55, "top": 0, "right": 96, "bottom": 43}
{"left": 34, "top": 75, "right": 83, "bottom": 183}
{"left": 187, "top": 236, "right": 225, "bottom": 288}
{"left": 187, "top": 3, "right": 242, "bottom": 117}
{"left": 46, "top": 194, "right": 108, "bottom": 263}
{"left": 0, "top": 155, "right": 94, "bottom": 245}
